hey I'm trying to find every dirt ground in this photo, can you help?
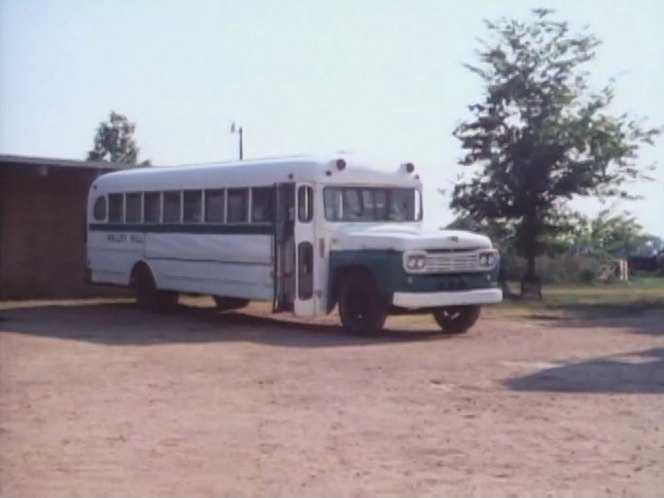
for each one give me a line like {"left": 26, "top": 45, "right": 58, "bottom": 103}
{"left": 1, "top": 298, "right": 663, "bottom": 497}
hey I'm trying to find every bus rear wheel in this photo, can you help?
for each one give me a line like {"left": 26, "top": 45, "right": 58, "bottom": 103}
{"left": 213, "top": 296, "right": 250, "bottom": 312}
{"left": 337, "top": 273, "right": 387, "bottom": 335}
{"left": 134, "top": 266, "right": 177, "bottom": 309}
{"left": 432, "top": 305, "right": 480, "bottom": 334}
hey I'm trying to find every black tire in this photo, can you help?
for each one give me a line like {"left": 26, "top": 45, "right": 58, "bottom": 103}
{"left": 134, "top": 266, "right": 177, "bottom": 309}
{"left": 337, "top": 273, "right": 387, "bottom": 335}
{"left": 432, "top": 305, "right": 481, "bottom": 334}
{"left": 213, "top": 296, "right": 250, "bottom": 312}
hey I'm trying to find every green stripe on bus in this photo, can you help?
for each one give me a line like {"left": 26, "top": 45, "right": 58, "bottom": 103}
{"left": 88, "top": 223, "right": 273, "bottom": 235}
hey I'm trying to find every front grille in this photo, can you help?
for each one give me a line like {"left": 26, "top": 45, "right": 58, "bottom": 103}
{"left": 424, "top": 252, "right": 480, "bottom": 273}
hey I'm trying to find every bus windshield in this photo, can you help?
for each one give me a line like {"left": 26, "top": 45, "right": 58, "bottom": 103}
{"left": 323, "top": 187, "right": 422, "bottom": 222}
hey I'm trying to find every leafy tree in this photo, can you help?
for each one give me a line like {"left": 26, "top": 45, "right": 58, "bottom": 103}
{"left": 87, "top": 111, "right": 149, "bottom": 164}
{"left": 636, "top": 235, "right": 664, "bottom": 257}
{"left": 572, "top": 210, "right": 651, "bottom": 257}
{"left": 451, "top": 9, "right": 660, "bottom": 283}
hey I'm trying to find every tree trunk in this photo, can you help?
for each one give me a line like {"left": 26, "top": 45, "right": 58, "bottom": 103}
{"left": 520, "top": 213, "right": 542, "bottom": 300}
{"left": 525, "top": 254, "right": 537, "bottom": 281}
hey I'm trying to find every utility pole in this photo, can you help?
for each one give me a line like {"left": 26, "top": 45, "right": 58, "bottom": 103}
{"left": 231, "top": 122, "right": 243, "bottom": 160}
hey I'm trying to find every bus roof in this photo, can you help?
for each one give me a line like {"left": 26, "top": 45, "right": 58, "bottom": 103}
{"left": 91, "top": 154, "right": 422, "bottom": 193}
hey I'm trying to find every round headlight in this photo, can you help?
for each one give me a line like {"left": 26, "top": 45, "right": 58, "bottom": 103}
{"left": 405, "top": 253, "right": 426, "bottom": 271}
{"left": 406, "top": 255, "right": 418, "bottom": 270}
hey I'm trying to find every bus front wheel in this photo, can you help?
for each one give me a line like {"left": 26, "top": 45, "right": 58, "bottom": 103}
{"left": 432, "top": 305, "right": 480, "bottom": 334}
{"left": 337, "top": 273, "right": 387, "bottom": 335}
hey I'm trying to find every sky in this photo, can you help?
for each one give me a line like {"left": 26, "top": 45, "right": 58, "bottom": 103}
{"left": 1, "top": 0, "right": 663, "bottom": 235}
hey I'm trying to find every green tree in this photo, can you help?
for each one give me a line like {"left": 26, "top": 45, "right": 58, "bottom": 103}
{"left": 451, "top": 9, "right": 659, "bottom": 283}
{"left": 572, "top": 210, "right": 649, "bottom": 257}
{"left": 87, "top": 111, "right": 148, "bottom": 164}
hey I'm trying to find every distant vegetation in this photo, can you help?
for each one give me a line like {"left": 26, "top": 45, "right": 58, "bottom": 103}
{"left": 448, "top": 209, "right": 664, "bottom": 284}
{"left": 87, "top": 111, "right": 150, "bottom": 165}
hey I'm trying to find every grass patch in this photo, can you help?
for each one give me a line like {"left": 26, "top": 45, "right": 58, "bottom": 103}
{"left": 485, "top": 277, "right": 664, "bottom": 321}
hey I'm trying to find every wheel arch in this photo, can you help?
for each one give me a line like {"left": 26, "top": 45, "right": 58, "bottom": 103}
{"left": 129, "top": 260, "right": 158, "bottom": 289}
{"left": 327, "top": 264, "right": 377, "bottom": 313}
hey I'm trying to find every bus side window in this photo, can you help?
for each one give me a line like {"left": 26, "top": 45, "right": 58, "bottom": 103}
{"left": 163, "top": 191, "right": 182, "bottom": 223}
{"left": 93, "top": 196, "right": 107, "bottom": 221}
{"left": 108, "top": 193, "right": 124, "bottom": 223}
{"left": 144, "top": 192, "right": 161, "bottom": 223}
{"left": 227, "top": 188, "right": 248, "bottom": 223}
{"left": 297, "top": 186, "right": 313, "bottom": 222}
{"left": 183, "top": 190, "right": 203, "bottom": 223}
{"left": 251, "top": 187, "right": 273, "bottom": 223}
{"left": 125, "top": 192, "right": 142, "bottom": 223}
{"left": 205, "top": 189, "right": 225, "bottom": 223}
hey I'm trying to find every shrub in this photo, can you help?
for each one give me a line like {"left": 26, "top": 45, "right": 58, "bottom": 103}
{"left": 500, "top": 253, "right": 600, "bottom": 284}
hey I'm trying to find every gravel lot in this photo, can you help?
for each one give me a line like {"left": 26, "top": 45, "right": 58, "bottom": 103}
{"left": 1, "top": 299, "right": 663, "bottom": 497}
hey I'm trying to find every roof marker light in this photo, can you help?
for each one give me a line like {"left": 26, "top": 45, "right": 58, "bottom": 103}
{"left": 405, "top": 162, "right": 415, "bottom": 173}
{"left": 336, "top": 159, "right": 347, "bottom": 171}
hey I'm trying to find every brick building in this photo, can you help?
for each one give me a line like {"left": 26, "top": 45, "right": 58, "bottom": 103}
{"left": 0, "top": 155, "right": 134, "bottom": 299}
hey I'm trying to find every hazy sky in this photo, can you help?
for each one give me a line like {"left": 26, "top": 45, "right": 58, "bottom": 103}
{"left": 1, "top": 0, "right": 662, "bottom": 235}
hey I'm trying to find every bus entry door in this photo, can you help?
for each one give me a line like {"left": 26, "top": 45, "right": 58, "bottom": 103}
{"left": 273, "top": 182, "right": 316, "bottom": 316}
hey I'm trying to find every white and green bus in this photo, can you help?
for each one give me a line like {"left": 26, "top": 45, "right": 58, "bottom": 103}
{"left": 86, "top": 154, "right": 501, "bottom": 334}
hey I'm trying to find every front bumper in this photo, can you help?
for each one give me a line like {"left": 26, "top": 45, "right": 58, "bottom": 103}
{"left": 392, "top": 288, "right": 502, "bottom": 309}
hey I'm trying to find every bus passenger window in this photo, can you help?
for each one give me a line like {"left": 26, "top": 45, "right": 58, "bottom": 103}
{"left": 144, "top": 192, "right": 161, "bottom": 223}
{"left": 205, "top": 189, "right": 225, "bottom": 223}
{"left": 227, "top": 188, "right": 248, "bottom": 223}
{"left": 163, "top": 191, "right": 182, "bottom": 223}
{"left": 93, "top": 196, "right": 107, "bottom": 221}
{"left": 183, "top": 190, "right": 203, "bottom": 223}
{"left": 108, "top": 194, "right": 123, "bottom": 223}
{"left": 251, "top": 187, "right": 273, "bottom": 223}
{"left": 125, "top": 193, "right": 142, "bottom": 223}
{"left": 297, "top": 186, "right": 313, "bottom": 222}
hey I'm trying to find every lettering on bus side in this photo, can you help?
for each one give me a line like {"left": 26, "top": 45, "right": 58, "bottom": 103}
{"left": 106, "top": 233, "right": 144, "bottom": 244}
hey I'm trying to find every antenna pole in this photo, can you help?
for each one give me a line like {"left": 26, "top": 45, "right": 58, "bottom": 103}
{"left": 239, "top": 126, "right": 243, "bottom": 160}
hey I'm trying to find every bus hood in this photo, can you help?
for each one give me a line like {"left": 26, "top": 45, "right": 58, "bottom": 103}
{"left": 329, "top": 224, "right": 493, "bottom": 252}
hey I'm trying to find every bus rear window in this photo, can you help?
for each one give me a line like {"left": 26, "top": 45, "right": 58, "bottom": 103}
{"left": 93, "top": 196, "right": 107, "bottom": 221}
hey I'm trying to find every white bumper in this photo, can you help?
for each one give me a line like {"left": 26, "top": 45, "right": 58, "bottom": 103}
{"left": 392, "top": 288, "right": 503, "bottom": 309}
